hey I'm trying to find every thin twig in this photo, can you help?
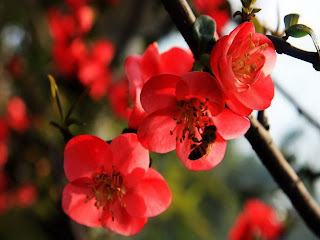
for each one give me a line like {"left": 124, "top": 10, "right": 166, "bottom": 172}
{"left": 160, "top": 0, "right": 320, "bottom": 237}
{"left": 267, "top": 35, "right": 320, "bottom": 71}
{"left": 274, "top": 81, "right": 320, "bottom": 131}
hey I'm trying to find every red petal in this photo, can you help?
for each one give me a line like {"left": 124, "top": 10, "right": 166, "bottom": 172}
{"left": 64, "top": 135, "right": 113, "bottom": 181}
{"left": 228, "top": 22, "right": 255, "bottom": 55}
{"left": 75, "top": 5, "right": 94, "bottom": 34}
{"left": 140, "top": 42, "right": 161, "bottom": 82}
{"left": 176, "top": 133, "right": 227, "bottom": 171}
{"left": 101, "top": 201, "right": 147, "bottom": 236}
{"left": 128, "top": 89, "right": 148, "bottom": 129}
{"left": 234, "top": 75, "right": 274, "bottom": 110}
{"left": 160, "top": 47, "right": 194, "bottom": 75}
{"left": 125, "top": 55, "right": 143, "bottom": 99}
{"left": 140, "top": 74, "right": 180, "bottom": 114}
{"left": 92, "top": 40, "right": 114, "bottom": 65}
{"left": 123, "top": 168, "right": 171, "bottom": 218}
{"left": 62, "top": 182, "right": 103, "bottom": 227}
{"left": 88, "top": 72, "right": 111, "bottom": 100}
{"left": 255, "top": 34, "right": 277, "bottom": 76}
{"left": 110, "top": 134, "right": 149, "bottom": 188}
{"left": 210, "top": 35, "right": 227, "bottom": 84}
{"left": 225, "top": 93, "right": 253, "bottom": 116}
{"left": 213, "top": 109, "right": 250, "bottom": 140}
{"left": 137, "top": 108, "right": 178, "bottom": 153}
{"left": 176, "top": 72, "right": 224, "bottom": 116}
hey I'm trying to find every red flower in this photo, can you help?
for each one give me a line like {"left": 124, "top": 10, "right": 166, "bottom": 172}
{"left": 48, "top": 8, "right": 77, "bottom": 44}
{"left": 0, "top": 142, "right": 8, "bottom": 169}
{"left": 78, "top": 40, "right": 114, "bottom": 100}
{"left": 125, "top": 42, "right": 194, "bottom": 128}
{"left": 6, "top": 57, "right": 25, "bottom": 77}
{"left": 137, "top": 72, "right": 250, "bottom": 171}
{"left": 65, "top": 0, "right": 93, "bottom": 9}
{"left": 14, "top": 183, "right": 37, "bottom": 208}
{"left": 109, "top": 77, "right": 132, "bottom": 120}
{"left": 52, "top": 38, "right": 87, "bottom": 77}
{"left": 229, "top": 199, "right": 283, "bottom": 240}
{"left": 193, "top": 0, "right": 230, "bottom": 34}
{"left": 62, "top": 134, "right": 171, "bottom": 236}
{"left": 0, "top": 118, "right": 9, "bottom": 142}
{"left": 210, "top": 22, "right": 276, "bottom": 116}
{"left": 0, "top": 192, "right": 11, "bottom": 214}
{"left": 6, "top": 97, "right": 29, "bottom": 133}
{"left": 48, "top": 6, "right": 93, "bottom": 43}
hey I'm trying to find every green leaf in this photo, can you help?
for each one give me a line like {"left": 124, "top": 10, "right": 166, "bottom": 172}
{"left": 251, "top": 8, "right": 261, "bottom": 14}
{"left": 286, "top": 24, "right": 311, "bottom": 38}
{"left": 48, "top": 74, "right": 64, "bottom": 121}
{"left": 251, "top": 17, "right": 265, "bottom": 34}
{"left": 193, "top": 15, "right": 216, "bottom": 43}
{"left": 192, "top": 60, "right": 204, "bottom": 71}
{"left": 241, "top": 0, "right": 251, "bottom": 8}
{"left": 193, "top": 15, "right": 216, "bottom": 54}
{"left": 284, "top": 14, "right": 300, "bottom": 29}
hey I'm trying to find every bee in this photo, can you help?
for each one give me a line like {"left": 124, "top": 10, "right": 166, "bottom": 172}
{"left": 188, "top": 125, "right": 217, "bottom": 160}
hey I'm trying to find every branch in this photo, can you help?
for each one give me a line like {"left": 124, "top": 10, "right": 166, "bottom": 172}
{"left": 267, "top": 35, "right": 320, "bottom": 71}
{"left": 274, "top": 81, "right": 320, "bottom": 131}
{"left": 159, "top": 0, "right": 199, "bottom": 59}
{"left": 245, "top": 116, "right": 320, "bottom": 237}
{"left": 160, "top": 0, "right": 320, "bottom": 237}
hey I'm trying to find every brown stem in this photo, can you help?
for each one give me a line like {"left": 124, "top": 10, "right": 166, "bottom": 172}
{"left": 160, "top": 0, "right": 320, "bottom": 237}
{"left": 274, "top": 81, "right": 320, "bottom": 131}
{"left": 267, "top": 35, "right": 320, "bottom": 71}
{"left": 245, "top": 116, "right": 320, "bottom": 236}
{"left": 159, "top": 0, "right": 199, "bottom": 59}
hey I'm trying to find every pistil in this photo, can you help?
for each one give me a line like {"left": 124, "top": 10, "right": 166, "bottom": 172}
{"left": 85, "top": 170, "right": 127, "bottom": 221}
{"left": 170, "top": 98, "right": 212, "bottom": 143}
{"left": 230, "top": 34, "right": 269, "bottom": 92}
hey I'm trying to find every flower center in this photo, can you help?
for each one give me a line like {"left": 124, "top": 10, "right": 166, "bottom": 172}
{"left": 230, "top": 33, "right": 268, "bottom": 92}
{"left": 86, "top": 170, "right": 126, "bottom": 221}
{"left": 170, "top": 98, "right": 213, "bottom": 143}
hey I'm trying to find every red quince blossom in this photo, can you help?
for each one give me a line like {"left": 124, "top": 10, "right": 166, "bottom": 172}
{"left": 193, "top": 0, "right": 230, "bottom": 34}
{"left": 52, "top": 38, "right": 87, "bottom": 77}
{"left": 109, "top": 76, "right": 132, "bottom": 120}
{"left": 0, "top": 142, "right": 8, "bottom": 169}
{"left": 6, "top": 97, "right": 29, "bottom": 133}
{"left": 65, "top": 0, "right": 93, "bottom": 9}
{"left": 229, "top": 199, "right": 284, "bottom": 240}
{"left": 210, "top": 22, "right": 276, "bottom": 116}
{"left": 0, "top": 118, "right": 9, "bottom": 142}
{"left": 62, "top": 134, "right": 171, "bottom": 236}
{"left": 14, "top": 183, "right": 37, "bottom": 207}
{"left": 78, "top": 40, "right": 114, "bottom": 100}
{"left": 125, "top": 42, "right": 194, "bottom": 128}
{"left": 6, "top": 57, "right": 25, "bottom": 78}
{"left": 48, "top": 6, "right": 93, "bottom": 43}
{"left": 137, "top": 72, "right": 250, "bottom": 171}
{"left": 0, "top": 119, "right": 9, "bottom": 170}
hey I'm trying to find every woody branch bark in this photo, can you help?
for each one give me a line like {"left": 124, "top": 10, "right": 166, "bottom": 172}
{"left": 160, "top": 0, "right": 320, "bottom": 237}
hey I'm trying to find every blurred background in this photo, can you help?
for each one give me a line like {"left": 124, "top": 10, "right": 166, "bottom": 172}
{"left": 0, "top": 0, "right": 320, "bottom": 239}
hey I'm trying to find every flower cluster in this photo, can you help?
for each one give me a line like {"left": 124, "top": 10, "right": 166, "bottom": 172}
{"left": 62, "top": 21, "right": 277, "bottom": 236}
{"left": 134, "top": 22, "right": 275, "bottom": 171}
{"left": 48, "top": 2, "right": 114, "bottom": 100}
{"left": 109, "top": 42, "right": 194, "bottom": 126}
{"left": 228, "top": 199, "right": 284, "bottom": 240}
{"left": 0, "top": 97, "right": 30, "bottom": 167}
{"left": 0, "top": 97, "right": 36, "bottom": 214}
